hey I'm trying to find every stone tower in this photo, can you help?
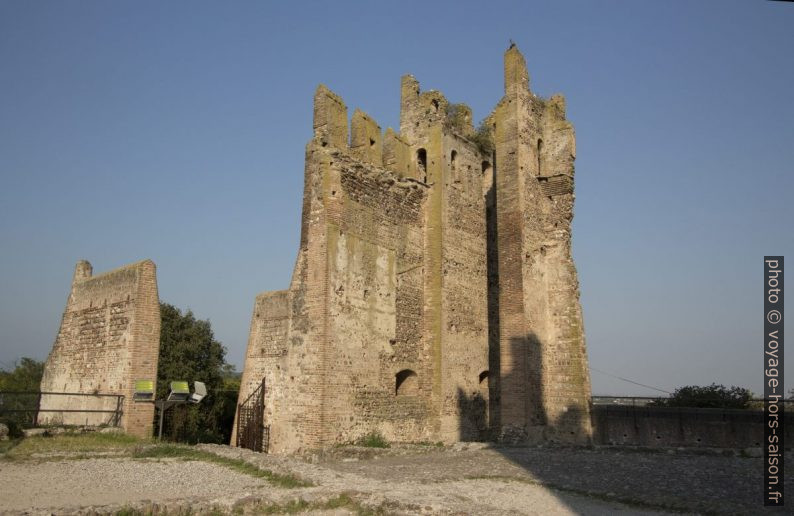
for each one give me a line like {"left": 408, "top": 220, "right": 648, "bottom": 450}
{"left": 234, "top": 46, "right": 591, "bottom": 453}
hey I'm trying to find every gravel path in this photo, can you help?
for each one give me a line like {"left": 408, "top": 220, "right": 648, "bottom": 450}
{"left": 0, "top": 458, "right": 272, "bottom": 513}
{"left": 2, "top": 444, "right": 788, "bottom": 514}
{"left": 198, "top": 444, "right": 671, "bottom": 515}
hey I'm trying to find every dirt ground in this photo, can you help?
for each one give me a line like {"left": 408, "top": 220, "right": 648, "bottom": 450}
{"left": 1, "top": 441, "right": 789, "bottom": 515}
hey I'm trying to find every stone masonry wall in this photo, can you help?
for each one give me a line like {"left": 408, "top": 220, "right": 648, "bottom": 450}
{"left": 236, "top": 46, "right": 592, "bottom": 452}
{"left": 494, "top": 46, "right": 591, "bottom": 444}
{"left": 40, "top": 259, "right": 160, "bottom": 438}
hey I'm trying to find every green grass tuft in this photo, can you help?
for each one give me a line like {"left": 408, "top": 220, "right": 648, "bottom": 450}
{"left": 132, "top": 445, "right": 312, "bottom": 488}
{"left": 355, "top": 432, "right": 390, "bottom": 449}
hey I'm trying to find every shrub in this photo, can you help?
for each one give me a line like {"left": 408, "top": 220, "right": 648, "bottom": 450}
{"left": 652, "top": 383, "right": 752, "bottom": 409}
{"left": 445, "top": 103, "right": 471, "bottom": 134}
{"left": 471, "top": 121, "right": 494, "bottom": 156}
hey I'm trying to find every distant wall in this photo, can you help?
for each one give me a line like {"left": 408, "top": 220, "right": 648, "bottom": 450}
{"left": 592, "top": 405, "right": 794, "bottom": 449}
{"left": 39, "top": 260, "right": 160, "bottom": 437}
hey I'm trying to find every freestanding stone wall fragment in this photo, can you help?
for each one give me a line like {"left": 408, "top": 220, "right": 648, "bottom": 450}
{"left": 235, "top": 45, "right": 592, "bottom": 453}
{"left": 40, "top": 259, "right": 160, "bottom": 437}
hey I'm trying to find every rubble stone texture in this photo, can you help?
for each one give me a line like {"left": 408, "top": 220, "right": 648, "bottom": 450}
{"left": 39, "top": 259, "right": 160, "bottom": 437}
{"left": 235, "top": 46, "right": 592, "bottom": 453}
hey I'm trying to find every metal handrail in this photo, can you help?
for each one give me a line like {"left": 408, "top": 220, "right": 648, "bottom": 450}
{"left": 0, "top": 390, "right": 124, "bottom": 398}
{"left": 0, "top": 391, "right": 125, "bottom": 427}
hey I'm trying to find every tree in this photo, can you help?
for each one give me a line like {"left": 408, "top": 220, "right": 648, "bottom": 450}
{"left": 157, "top": 303, "right": 237, "bottom": 443}
{"left": 0, "top": 358, "right": 45, "bottom": 434}
{"left": 0, "top": 357, "right": 44, "bottom": 392}
{"left": 653, "top": 383, "right": 752, "bottom": 409}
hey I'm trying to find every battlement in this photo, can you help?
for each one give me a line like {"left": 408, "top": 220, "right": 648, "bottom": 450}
{"left": 312, "top": 76, "right": 490, "bottom": 193}
{"left": 350, "top": 109, "right": 382, "bottom": 165}
{"left": 311, "top": 84, "right": 419, "bottom": 182}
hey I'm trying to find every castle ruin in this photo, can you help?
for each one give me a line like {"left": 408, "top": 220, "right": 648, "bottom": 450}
{"left": 234, "top": 46, "right": 592, "bottom": 453}
{"left": 40, "top": 259, "right": 161, "bottom": 437}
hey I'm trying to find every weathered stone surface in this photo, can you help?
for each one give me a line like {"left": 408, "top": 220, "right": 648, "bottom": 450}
{"left": 235, "top": 46, "right": 591, "bottom": 453}
{"left": 39, "top": 259, "right": 160, "bottom": 438}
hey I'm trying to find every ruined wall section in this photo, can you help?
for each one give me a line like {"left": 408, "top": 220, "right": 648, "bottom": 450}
{"left": 236, "top": 86, "right": 434, "bottom": 452}
{"left": 440, "top": 132, "right": 490, "bottom": 440}
{"left": 232, "top": 85, "right": 337, "bottom": 452}
{"left": 400, "top": 79, "right": 491, "bottom": 441}
{"left": 522, "top": 93, "right": 592, "bottom": 443}
{"left": 40, "top": 259, "right": 160, "bottom": 437}
{"left": 231, "top": 290, "right": 289, "bottom": 445}
{"left": 326, "top": 149, "right": 431, "bottom": 444}
{"left": 494, "top": 46, "right": 591, "bottom": 444}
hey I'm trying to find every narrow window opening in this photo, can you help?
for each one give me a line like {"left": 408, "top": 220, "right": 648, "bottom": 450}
{"left": 395, "top": 369, "right": 418, "bottom": 396}
{"left": 431, "top": 99, "right": 439, "bottom": 112}
{"left": 537, "top": 139, "right": 543, "bottom": 174}
{"left": 450, "top": 150, "right": 457, "bottom": 171}
{"left": 417, "top": 148, "right": 427, "bottom": 182}
{"left": 369, "top": 137, "right": 376, "bottom": 146}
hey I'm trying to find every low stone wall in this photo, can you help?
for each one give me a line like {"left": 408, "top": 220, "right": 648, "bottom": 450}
{"left": 592, "top": 405, "right": 794, "bottom": 449}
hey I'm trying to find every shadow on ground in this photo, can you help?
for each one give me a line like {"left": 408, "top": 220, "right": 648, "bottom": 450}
{"left": 451, "top": 335, "right": 793, "bottom": 514}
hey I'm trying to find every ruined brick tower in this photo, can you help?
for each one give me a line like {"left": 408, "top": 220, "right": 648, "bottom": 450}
{"left": 234, "top": 45, "right": 592, "bottom": 453}
{"left": 40, "top": 259, "right": 161, "bottom": 438}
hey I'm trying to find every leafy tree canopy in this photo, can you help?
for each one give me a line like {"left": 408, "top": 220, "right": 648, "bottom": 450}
{"left": 157, "top": 302, "right": 237, "bottom": 444}
{"left": 0, "top": 357, "right": 44, "bottom": 392}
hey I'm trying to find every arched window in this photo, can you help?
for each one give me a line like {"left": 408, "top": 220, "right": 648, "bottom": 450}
{"left": 417, "top": 148, "right": 427, "bottom": 182}
{"left": 395, "top": 369, "right": 418, "bottom": 396}
{"left": 478, "top": 370, "right": 489, "bottom": 398}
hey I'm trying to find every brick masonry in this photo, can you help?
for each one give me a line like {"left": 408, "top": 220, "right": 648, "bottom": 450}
{"left": 234, "top": 46, "right": 592, "bottom": 453}
{"left": 39, "top": 259, "right": 160, "bottom": 438}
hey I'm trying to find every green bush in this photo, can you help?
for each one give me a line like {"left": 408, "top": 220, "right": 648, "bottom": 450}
{"left": 652, "top": 383, "right": 753, "bottom": 409}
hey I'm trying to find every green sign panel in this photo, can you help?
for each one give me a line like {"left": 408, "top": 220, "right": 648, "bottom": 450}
{"left": 170, "top": 381, "right": 190, "bottom": 394}
{"left": 135, "top": 379, "right": 154, "bottom": 393}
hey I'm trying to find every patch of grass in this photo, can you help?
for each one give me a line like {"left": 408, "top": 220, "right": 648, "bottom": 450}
{"left": 355, "top": 431, "right": 390, "bottom": 449}
{"left": 254, "top": 498, "right": 311, "bottom": 514}
{"left": 0, "top": 438, "right": 22, "bottom": 455}
{"left": 132, "top": 445, "right": 312, "bottom": 488}
{"left": 3, "top": 432, "right": 141, "bottom": 459}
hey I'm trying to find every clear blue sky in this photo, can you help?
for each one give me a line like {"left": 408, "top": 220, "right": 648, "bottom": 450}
{"left": 1, "top": 1, "right": 791, "bottom": 396}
